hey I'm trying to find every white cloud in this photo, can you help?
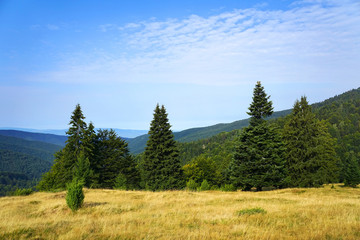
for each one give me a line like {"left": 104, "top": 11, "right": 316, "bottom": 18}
{"left": 32, "top": 1, "right": 360, "bottom": 87}
{"left": 47, "top": 24, "right": 59, "bottom": 30}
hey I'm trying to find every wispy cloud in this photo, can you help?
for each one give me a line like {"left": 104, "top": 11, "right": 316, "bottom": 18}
{"left": 31, "top": 0, "right": 360, "bottom": 87}
{"left": 46, "top": 24, "right": 59, "bottom": 30}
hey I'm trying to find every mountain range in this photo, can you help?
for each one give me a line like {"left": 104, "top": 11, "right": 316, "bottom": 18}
{"left": 0, "top": 128, "right": 148, "bottom": 139}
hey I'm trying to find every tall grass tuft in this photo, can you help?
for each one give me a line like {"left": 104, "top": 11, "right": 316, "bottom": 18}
{"left": 236, "top": 207, "right": 267, "bottom": 216}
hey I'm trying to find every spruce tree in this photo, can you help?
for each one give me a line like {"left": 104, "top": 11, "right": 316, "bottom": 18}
{"left": 38, "top": 104, "right": 92, "bottom": 190}
{"left": 66, "top": 178, "right": 85, "bottom": 212}
{"left": 228, "top": 82, "right": 285, "bottom": 191}
{"left": 247, "top": 81, "right": 274, "bottom": 126}
{"left": 343, "top": 151, "right": 360, "bottom": 187}
{"left": 73, "top": 151, "right": 92, "bottom": 187}
{"left": 142, "top": 104, "right": 184, "bottom": 191}
{"left": 283, "top": 96, "right": 339, "bottom": 187}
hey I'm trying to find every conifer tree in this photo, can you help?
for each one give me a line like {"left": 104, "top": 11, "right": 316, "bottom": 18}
{"left": 228, "top": 82, "right": 285, "bottom": 191}
{"left": 283, "top": 96, "right": 339, "bottom": 187}
{"left": 73, "top": 151, "right": 92, "bottom": 187}
{"left": 92, "top": 129, "right": 140, "bottom": 189}
{"left": 142, "top": 104, "right": 184, "bottom": 190}
{"left": 38, "top": 104, "right": 92, "bottom": 190}
{"left": 343, "top": 151, "right": 360, "bottom": 187}
{"left": 247, "top": 81, "right": 274, "bottom": 126}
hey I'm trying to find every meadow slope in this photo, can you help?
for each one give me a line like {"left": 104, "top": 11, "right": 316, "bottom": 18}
{"left": 0, "top": 185, "right": 359, "bottom": 239}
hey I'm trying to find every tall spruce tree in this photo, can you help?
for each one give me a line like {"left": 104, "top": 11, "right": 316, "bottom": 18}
{"left": 142, "top": 104, "right": 184, "bottom": 191}
{"left": 228, "top": 82, "right": 285, "bottom": 191}
{"left": 283, "top": 96, "right": 339, "bottom": 187}
{"left": 38, "top": 104, "right": 92, "bottom": 190}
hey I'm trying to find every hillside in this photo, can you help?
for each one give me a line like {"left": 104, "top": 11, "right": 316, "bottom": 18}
{"left": 0, "top": 135, "right": 63, "bottom": 196}
{"left": 127, "top": 108, "right": 294, "bottom": 154}
{"left": 1, "top": 186, "right": 359, "bottom": 239}
{"left": 174, "top": 87, "right": 360, "bottom": 183}
{"left": 0, "top": 130, "right": 67, "bottom": 146}
{"left": 128, "top": 88, "right": 359, "bottom": 154}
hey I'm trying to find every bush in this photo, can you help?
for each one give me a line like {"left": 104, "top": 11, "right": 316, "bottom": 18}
{"left": 186, "top": 179, "right": 198, "bottom": 191}
{"left": 114, "top": 173, "right": 127, "bottom": 190}
{"left": 12, "top": 188, "right": 33, "bottom": 196}
{"left": 66, "top": 179, "right": 84, "bottom": 212}
{"left": 198, "top": 180, "right": 211, "bottom": 191}
{"left": 220, "top": 184, "right": 236, "bottom": 192}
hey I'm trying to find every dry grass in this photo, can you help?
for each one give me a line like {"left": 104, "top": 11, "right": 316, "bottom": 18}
{"left": 1, "top": 185, "right": 360, "bottom": 239}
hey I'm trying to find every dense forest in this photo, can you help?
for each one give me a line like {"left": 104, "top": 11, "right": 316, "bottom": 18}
{"left": 0, "top": 135, "right": 62, "bottom": 196}
{"left": 1, "top": 85, "right": 359, "bottom": 196}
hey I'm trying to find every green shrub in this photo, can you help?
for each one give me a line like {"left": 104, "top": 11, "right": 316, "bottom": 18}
{"left": 198, "top": 180, "right": 211, "bottom": 191}
{"left": 12, "top": 188, "right": 33, "bottom": 196}
{"left": 114, "top": 173, "right": 127, "bottom": 190}
{"left": 236, "top": 207, "right": 267, "bottom": 216}
{"left": 220, "top": 184, "right": 236, "bottom": 192}
{"left": 186, "top": 179, "right": 198, "bottom": 191}
{"left": 66, "top": 179, "right": 84, "bottom": 212}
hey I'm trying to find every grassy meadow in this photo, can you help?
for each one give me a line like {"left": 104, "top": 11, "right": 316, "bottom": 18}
{"left": 0, "top": 185, "right": 360, "bottom": 239}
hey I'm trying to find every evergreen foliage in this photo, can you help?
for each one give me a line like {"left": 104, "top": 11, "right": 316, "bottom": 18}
{"left": 12, "top": 188, "right": 34, "bottom": 196}
{"left": 283, "top": 96, "right": 339, "bottom": 187}
{"left": 37, "top": 104, "right": 139, "bottom": 191}
{"left": 92, "top": 129, "right": 140, "bottom": 189}
{"left": 220, "top": 184, "right": 236, "bottom": 192}
{"left": 199, "top": 179, "right": 211, "bottom": 191}
{"left": 228, "top": 82, "right": 285, "bottom": 191}
{"left": 38, "top": 104, "right": 90, "bottom": 190}
{"left": 343, "top": 151, "right": 360, "bottom": 187}
{"left": 65, "top": 178, "right": 84, "bottom": 212}
{"left": 186, "top": 179, "right": 199, "bottom": 191}
{"left": 228, "top": 123, "right": 286, "bottom": 190}
{"left": 73, "top": 151, "right": 92, "bottom": 187}
{"left": 113, "top": 173, "right": 127, "bottom": 190}
{"left": 247, "top": 81, "right": 274, "bottom": 126}
{"left": 142, "top": 104, "right": 184, "bottom": 190}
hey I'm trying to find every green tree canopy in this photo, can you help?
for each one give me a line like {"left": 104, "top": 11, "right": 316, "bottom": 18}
{"left": 92, "top": 129, "right": 140, "bottom": 189}
{"left": 283, "top": 96, "right": 339, "bottom": 187}
{"left": 228, "top": 82, "right": 285, "bottom": 191}
{"left": 247, "top": 81, "right": 274, "bottom": 126}
{"left": 142, "top": 104, "right": 184, "bottom": 190}
{"left": 38, "top": 104, "right": 91, "bottom": 190}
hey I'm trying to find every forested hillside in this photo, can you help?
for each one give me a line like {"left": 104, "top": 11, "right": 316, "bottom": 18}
{"left": 175, "top": 87, "right": 360, "bottom": 187}
{"left": 0, "top": 135, "right": 62, "bottom": 196}
{"left": 128, "top": 109, "right": 291, "bottom": 154}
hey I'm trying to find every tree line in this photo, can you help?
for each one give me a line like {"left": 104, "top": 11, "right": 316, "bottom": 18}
{"left": 38, "top": 82, "right": 360, "bottom": 192}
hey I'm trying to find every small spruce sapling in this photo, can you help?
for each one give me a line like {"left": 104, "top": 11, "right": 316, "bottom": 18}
{"left": 66, "top": 178, "right": 85, "bottom": 212}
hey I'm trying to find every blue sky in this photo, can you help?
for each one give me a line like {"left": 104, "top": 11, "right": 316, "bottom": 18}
{"left": 1, "top": 0, "right": 359, "bottom": 131}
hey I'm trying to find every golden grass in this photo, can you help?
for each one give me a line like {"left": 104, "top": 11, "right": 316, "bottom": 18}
{"left": 1, "top": 185, "right": 360, "bottom": 239}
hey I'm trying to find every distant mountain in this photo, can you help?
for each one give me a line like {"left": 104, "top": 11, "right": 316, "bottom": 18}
{"left": 127, "top": 109, "right": 291, "bottom": 154}
{"left": 0, "top": 128, "right": 68, "bottom": 136}
{"left": 0, "top": 130, "right": 67, "bottom": 146}
{"left": 0, "top": 128, "right": 148, "bottom": 139}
